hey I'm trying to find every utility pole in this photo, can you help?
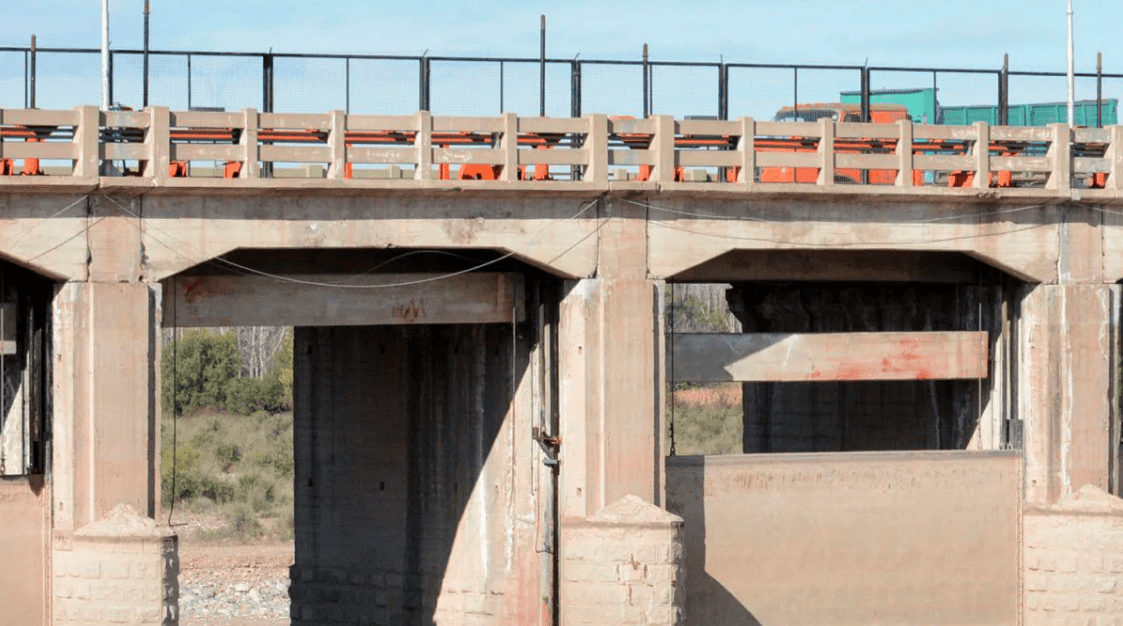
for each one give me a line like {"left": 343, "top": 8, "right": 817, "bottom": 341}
{"left": 1067, "top": 0, "right": 1075, "bottom": 126}
{"left": 102, "top": 0, "right": 110, "bottom": 110}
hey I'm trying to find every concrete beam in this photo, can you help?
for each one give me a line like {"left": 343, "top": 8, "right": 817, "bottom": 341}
{"left": 164, "top": 272, "right": 525, "bottom": 327}
{"left": 671, "top": 331, "right": 988, "bottom": 382}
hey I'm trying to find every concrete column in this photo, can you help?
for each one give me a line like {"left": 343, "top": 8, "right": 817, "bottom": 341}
{"left": 1019, "top": 283, "right": 1113, "bottom": 505}
{"left": 558, "top": 198, "right": 663, "bottom": 519}
{"left": 52, "top": 282, "right": 160, "bottom": 531}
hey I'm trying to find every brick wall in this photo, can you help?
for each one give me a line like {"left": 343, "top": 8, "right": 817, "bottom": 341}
{"left": 1025, "top": 486, "right": 1123, "bottom": 625}
{"left": 53, "top": 504, "right": 178, "bottom": 626}
{"left": 561, "top": 495, "right": 685, "bottom": 626}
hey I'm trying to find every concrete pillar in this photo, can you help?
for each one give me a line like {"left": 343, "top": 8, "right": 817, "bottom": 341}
{"left": 1019, "top": 284, "right": 1114, "bottom": 505}
{"left": 52, "top": 282, "right": 160, "bottom": 529}
{"left": 558, "top": 198, "right": 663, "bottom": 518}
{"left": 52, "top": 282, "right": 166, "bottom": 625}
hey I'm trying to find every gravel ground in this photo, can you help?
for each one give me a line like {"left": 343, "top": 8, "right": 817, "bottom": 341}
{"left": 177, "top": 539, "right": 293, "bottom": 626}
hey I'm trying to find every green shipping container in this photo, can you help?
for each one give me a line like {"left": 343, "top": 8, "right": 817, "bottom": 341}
{"left": 843, "top": 89, "right": 1118, "bottom": 126}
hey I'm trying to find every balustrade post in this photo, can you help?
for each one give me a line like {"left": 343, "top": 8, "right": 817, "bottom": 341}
{"left": 499, "top": 113, "right": 518, "bottom": 182}
{"left": 240, "top": 108, "right": 260, "bottom": 179}
{"left": 738, "top": 117, "right": 756, "bottom": 186}
{"left": 143, "top": 106, "right": 170, "bottom": 179}
{"left": 972, "top": 122, "right": 991, "bottom": 190}
{"left": 1109, "top": 125, "right": 1123, "bottom": 190}
{"left": 584, "top": 114, "right": 608, "bottom": 183}
{"left": 1046, "top": 123, "right": 1071, "bottom": 190}
{"left": 651, "top": 115, "right": 675, "bottom": 182}
{"left": 896, "top": 119, "right": 914, "bottom": 187}
{"left": 817, "top": 117, "right": 835, "bottom": 185}
{"left": 414, "top": 110, "right": 433, "bottom": 180}
{"left": 326, "top": 110, "right": 346, "bottom": 180}
{"left": 73, "top": 106, "right": 100, "bottom": 177}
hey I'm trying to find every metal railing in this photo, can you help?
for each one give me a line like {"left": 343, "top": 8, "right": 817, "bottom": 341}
{"left": 1, "top": 106, "right": 1119, "bottom": 194}
{"left": 2, "top": 45, "right": 1121, "bottom": 126}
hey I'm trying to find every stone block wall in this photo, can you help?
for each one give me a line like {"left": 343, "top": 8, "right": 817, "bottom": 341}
{"left": 53, "top": 504, "right": 178, "bottom": 626}
{"left": 1025, "top": 486, "right": 1123, "bottom": 625}
{"left": 561, "top": 495, "right": 685, "bottom": 626}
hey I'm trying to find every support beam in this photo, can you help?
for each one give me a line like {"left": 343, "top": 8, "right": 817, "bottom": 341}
{"left": 163, "top": 272, "right": 525, "bottom": 327}
{"left": 1, "top": 301, "right": 14, "bottom": 355}
{"left": 671, "top": 331, "right": 988, "bottom": 382}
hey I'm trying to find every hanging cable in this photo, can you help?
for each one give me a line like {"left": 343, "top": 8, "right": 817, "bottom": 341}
{"left": 167, "top": 275, "right": 178, "bottom": 527}
{"left": 668, "top": 282, "right": 676, "bottom": 457}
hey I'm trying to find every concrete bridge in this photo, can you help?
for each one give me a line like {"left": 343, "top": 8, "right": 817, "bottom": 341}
{"left": 2, "top": 106, "right": 1123, "bottom": 625}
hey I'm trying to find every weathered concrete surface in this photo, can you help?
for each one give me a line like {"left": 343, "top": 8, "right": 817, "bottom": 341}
{"left": 666, "top": 451, "right": 1021, "bottom": 626}
{"left": 54, "top": 504, "right": 178, "bottom": 626}
{"left": 558, "top": 198, "right": 664, "bottom": 518}
{"left": 670, "top": 331, "right": 988, "bottom": 382}
{"left": 0, "top": 477, "right": 48, "bottom": 626}
{"left": 162, "top": 272, "right": 525, "bottom": 327}
{"left": 560, "top": 495, "right": 684, "bottom": 626}
{"left": 52, "top": 282, "right": 160, "bottom": 528}
{"left": 1024, "top": 486, "right": 1123, "bottom": 623}
{"left": 292, "top": 324, "right": 545, "bottom": 625}
{"left": 1020, "top": 285, "right": 1114, "bottom": 505}
{"left": 645, "top": 197, "right": 1062, "bottom": 283}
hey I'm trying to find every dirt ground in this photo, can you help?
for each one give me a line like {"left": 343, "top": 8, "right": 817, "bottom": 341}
{"left": 178, "top": 536, "right": 294, "bottom": 626}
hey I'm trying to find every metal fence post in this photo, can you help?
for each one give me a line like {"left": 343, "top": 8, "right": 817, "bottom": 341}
{"left": 719, "top": 63, "right": 729, "bottom": 121}
{"left": 571, "top": 60, "right": 581, "bottom": 118}
{"left": 1097, "top": 51, "right": 1104, "bottom": 128}
{"left": 998, "top": 55, "right": 1009, "bottom": 126}
{"left": 143, "top": 0, "right": 150, "bottom": 108}
{"left": 29, "top": 35, "right": 36, "bottom": 109}
{"left": 419, "top": 57, "right": 430, "bottom": 112}
{"left": 262, "top": 53, "right": 273, "bottom": 112}
{"left": 860, "top": 67, "right": 870, "bottom": 123}
{"left": 642, "top": 44, "right": 650, "bottom": 118}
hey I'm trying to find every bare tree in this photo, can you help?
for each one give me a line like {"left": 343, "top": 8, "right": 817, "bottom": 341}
{"left": 236, "top": 326, "right": 289, "bottom": 379}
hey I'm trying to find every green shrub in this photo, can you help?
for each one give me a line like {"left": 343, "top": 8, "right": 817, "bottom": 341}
{"left": 224, "top": 375, "right": 286, "bottom": 415}
{"left": 162, "top": 330, "right": 240, "bottom": 415}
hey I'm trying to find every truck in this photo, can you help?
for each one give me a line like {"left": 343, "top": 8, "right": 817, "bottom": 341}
{"left": 762, "top": 102, "right": 916, "bottom": 184}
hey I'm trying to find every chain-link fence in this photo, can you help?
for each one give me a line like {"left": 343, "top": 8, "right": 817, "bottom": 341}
{"left": 2, "top": 45, "right": 1122, "bottom": 126}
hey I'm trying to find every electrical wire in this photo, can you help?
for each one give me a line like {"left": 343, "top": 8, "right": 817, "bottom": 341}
{"left": 105, "top": 194, "right": 601, "bottom": 290}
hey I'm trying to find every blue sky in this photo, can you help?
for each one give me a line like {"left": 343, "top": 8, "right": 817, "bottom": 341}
{"left": 3, "top": 0, "right": 1122, "bottom": 72}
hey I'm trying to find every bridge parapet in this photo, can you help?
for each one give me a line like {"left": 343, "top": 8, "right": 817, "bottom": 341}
{"left": 1, "top": 106, "right": 1121, "bottom": 196}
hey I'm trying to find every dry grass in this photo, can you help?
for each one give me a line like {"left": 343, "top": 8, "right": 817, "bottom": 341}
{"left": 667, "top": 383, "right": 744, "bottom": 456}
{"left": 672, "top": 383, "right": 742, "bottom": 409}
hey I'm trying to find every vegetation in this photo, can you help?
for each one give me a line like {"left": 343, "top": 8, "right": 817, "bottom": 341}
{"left": 161, "top": 328, "right": 295, "bottom": 542}
{"left": 667, "top": 384, "right": 744, "bottom": 456}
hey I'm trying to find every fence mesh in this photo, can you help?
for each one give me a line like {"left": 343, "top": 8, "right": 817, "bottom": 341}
{"left": 35, "top": 50, "right": 101, "bottom": 109}
{"left": 274, "top": 56, "right": 345, "bottom": 113}
{"left": 493, "top": 60, "right": 571, "bottom": 117}
{"left": 727, "top": 66, "right": 801, "bottom": 121}
{"left": 348, "top": 58, "right": 420, "bottom": 115}
{"left": 650, "top": 64, "right": 719, "bottom": 118}
{"left": 1, "top": 46, "right": 1121, "bottom": 129}
{"left": 0, "top": 50, "right": 27, "bottom": 109}
{"left": 581, "top": 62, "right": 644, "bottom": 119}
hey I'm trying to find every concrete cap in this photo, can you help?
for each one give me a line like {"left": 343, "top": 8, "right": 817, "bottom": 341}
{"left": 589, "top": 494, "right": 684, "bottom": 527}
{"left": 75, "top": 503, "right": 175, "bottom": 538}
{"left": 1049, "top": 484, "right": 1123, "bottom": 514}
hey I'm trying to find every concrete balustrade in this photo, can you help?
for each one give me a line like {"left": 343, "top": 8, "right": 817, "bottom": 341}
{"left": 2, "top": 106, "right": 1121, "bottom": 192}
